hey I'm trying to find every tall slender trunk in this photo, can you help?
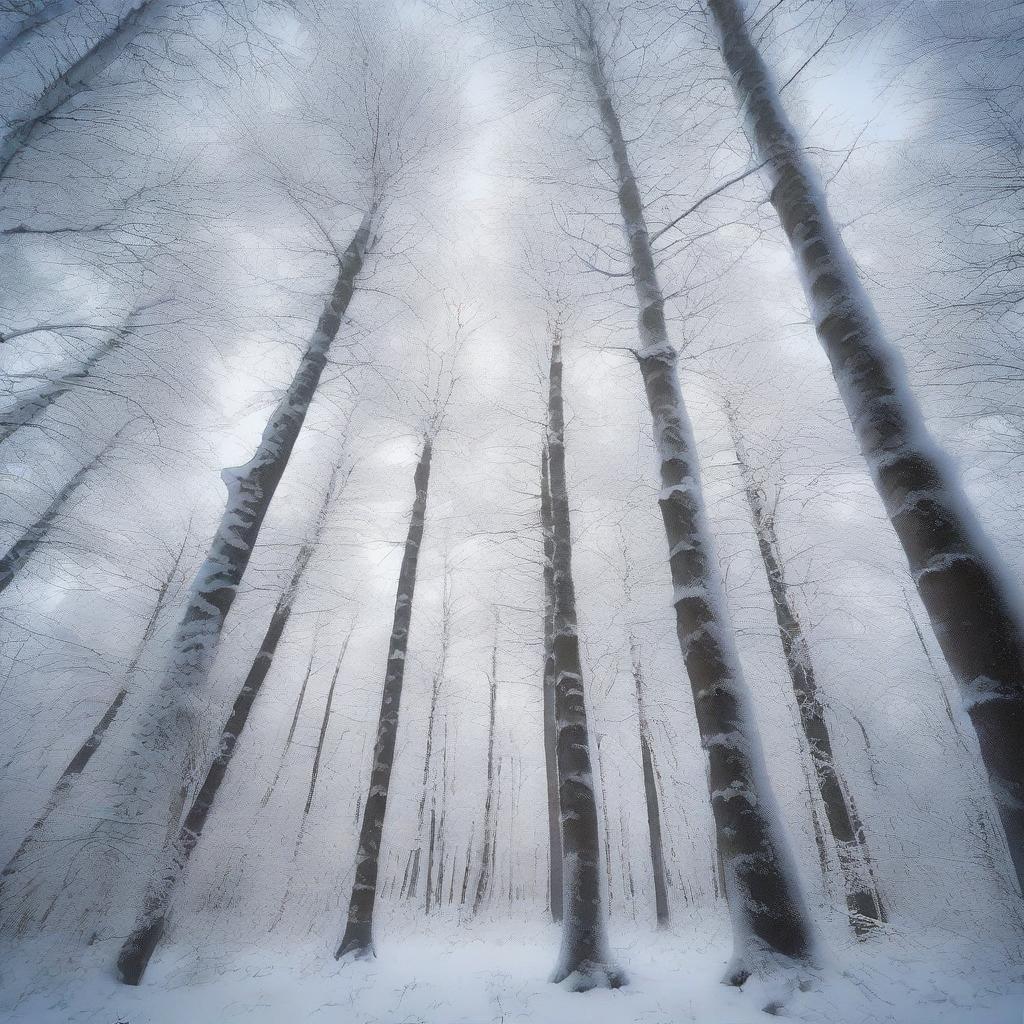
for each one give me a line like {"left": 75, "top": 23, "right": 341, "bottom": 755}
{"left": 574, "top": 2, "right": 815, "bottom": 979}
{"left": 116, "top": 461, "right": 347, "bottom": 984}
{"left": 0, "top": 427, "right": 122, "bottom": 595}
{"left": 630, "top": 638, "right": 669, "bottom": 928}
{"left": 540, "top": 444, "right": 563, "bottom": 922}
{"left": 706, "top": 0, "right": 1024, "bottom": 892}
{"left": 472, "top": 615, "right": 499, "bottom": 915}
{"left": 102, "top": 211, "right": 371, "bottom": 973}
{"left": 546, "top": 330, "right": 625, "bottom": 991}
{"left": 0, "top": 304, "right": 147, "bottom": 446}
{"left": 336, "top": 435, "right": 432, "bottom": 959}
{"left": 0, "top": 1, "right": 159, "bottom": 179}
{"left": 0, "top": 527, "right": 188, "bottom": 923}
{"left": 408, "top": 570, "right": 452, "bottom": 901}
{"left": 305, "top": 635, "right": 350, "bottom": 815}
{"left": 726, "top": 402, "right": 885, "bottom": 933}
{"left": 262, "top": 642, "right": 316, "bottom": 807}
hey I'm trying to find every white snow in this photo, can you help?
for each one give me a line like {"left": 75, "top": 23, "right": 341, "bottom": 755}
{"left": 1, "top": 921, "right": 1020, "bottom": 1023}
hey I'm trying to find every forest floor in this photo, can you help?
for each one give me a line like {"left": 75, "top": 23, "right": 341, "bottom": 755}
{"left": 0, "top": 919, "right": 1021, "bottom": 1023}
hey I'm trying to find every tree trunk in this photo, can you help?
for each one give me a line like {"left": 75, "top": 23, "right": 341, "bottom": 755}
{"left": 630, "top": 638, "right": 669, "bottom": 928}
{"left": 0, "top": 525, "right": 188, "bottom": 921}
{"left": 304, "top": 635, "right": 350, "bottom": 815}
{"left": 336, "top": 435, "right": 432, "bottom": 960}
{"left": 706, "top": 0, "right": 1024, "bottom": 893}
{"left": 540, "top": 444, "right": 563, "bottom": 923}
{"left": 0, "top": 427, "right": 122, "bottom": 595}
{"left": 105, "top": 210, "right": 371, "bottom": 976}
{"left": 726, "top": 401, "right": 886, "bottom": 933}
{"left": 545, "top": 329, "right": 625, "bottom": 991}
{"left": 574, "top": 3, "right": 815, "bottom": 979}
{"left": 472, "top": 615, "right": 499, "bottom": 915}
{"left": 116, "top": 461, "right": 346, "bottom": 984}
{"left": 0, "top": 1, "right": 158, "bottom": 179}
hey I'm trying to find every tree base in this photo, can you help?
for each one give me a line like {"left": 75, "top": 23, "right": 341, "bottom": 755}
{"left": 334, "top": 926, "right": 375, "bottom": 962}
{"left": 550, "top": 958, "right": 627, "bottom": 992}
{"left": 117, "top": 914, "right": 166, "bottom": 986}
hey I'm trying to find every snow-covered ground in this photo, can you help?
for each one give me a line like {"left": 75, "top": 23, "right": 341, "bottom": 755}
{"left": 1, "top": 920, "right": 1021, "bottom": 1023}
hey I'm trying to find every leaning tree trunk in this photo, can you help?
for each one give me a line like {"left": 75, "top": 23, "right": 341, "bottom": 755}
{"left": 629, "top": 638, "right": 669, "bottom": 928}
{"left": 726, "top": 401, "right": 886, "bottom": 933}
{"left": 574, "top": 4, "right": 816, "bottom": 979}
{"left": 336, "top": 436, "right": 432, "bottom": 960}
{"left": 0, "top": 303, "right": 150, "bottom": 446}
{"left": 546, "top": 330, "right": 625, "bottom": 991}
{"left": 115, "top": 462, "right": 346, "bottom": 984}
{"left": 0, "top": 527, "right": 188, "bottom": 928}
{"left": 706, "top": 0, "right": 1024, "bottom": 893}
{"left": 0, "top": 0, "right": 159, "bottom": 179}
{"left": 106, "top": 213, "right": 371, "bottom": 955}
{"left": 540, "top": 444, "right": 563, "bottom": 922}
{"left": 472, "top": 618, "right": 499, "bottom": 915}
{"left": 0, "top": 426, "right": 123, "bottom": 595}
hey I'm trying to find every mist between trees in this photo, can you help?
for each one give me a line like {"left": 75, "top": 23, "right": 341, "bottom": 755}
{"left": 0, "top": 0, "right": 1022, "bottom": 1013}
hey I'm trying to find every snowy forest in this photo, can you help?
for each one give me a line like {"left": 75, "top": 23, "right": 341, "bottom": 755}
{"left": 0, "top": 0, "right": 1022, "bottom": 1021}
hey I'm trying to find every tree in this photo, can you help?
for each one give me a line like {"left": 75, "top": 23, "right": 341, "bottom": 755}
{"left": 336, "top": 433, "right": 434, "bottom": 960}
{"left": 0, "top": 524, "right": 190, "bottom": 929}
{"left": 0, "top": 1, "right": 160, "bottom": 180}
{"left": 0, "top": 300, "right": 163, "bottom": 445}
{"left": 540, "top": 443, "right": 563, "bottom": 922}
{"left": 630, "top": 637, "right": 669, "bottom": 928}
{"left": 0, "top": 423, "right": 128, "bottom": 595}
{"left": 554, "top": 0, "right": 817, "bottom": 979}
{"left": 472, "top": 610, "right": 500, "bottom": 914}
{"left": 705, "top": 0, "right": 1024, "bottom": 893}
{"left": 544, "top": 323, "right": 625, "bottom": 991}
{"left": 726, "top": 398, "right": 886, "bottom": 933}
{"left": 115, "top": 458, "right": 349, "bottom": 984}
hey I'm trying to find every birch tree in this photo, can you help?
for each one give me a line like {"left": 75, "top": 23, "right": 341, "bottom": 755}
{"left": 705, "top": 0, "right": 1024, "bottom": 893}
